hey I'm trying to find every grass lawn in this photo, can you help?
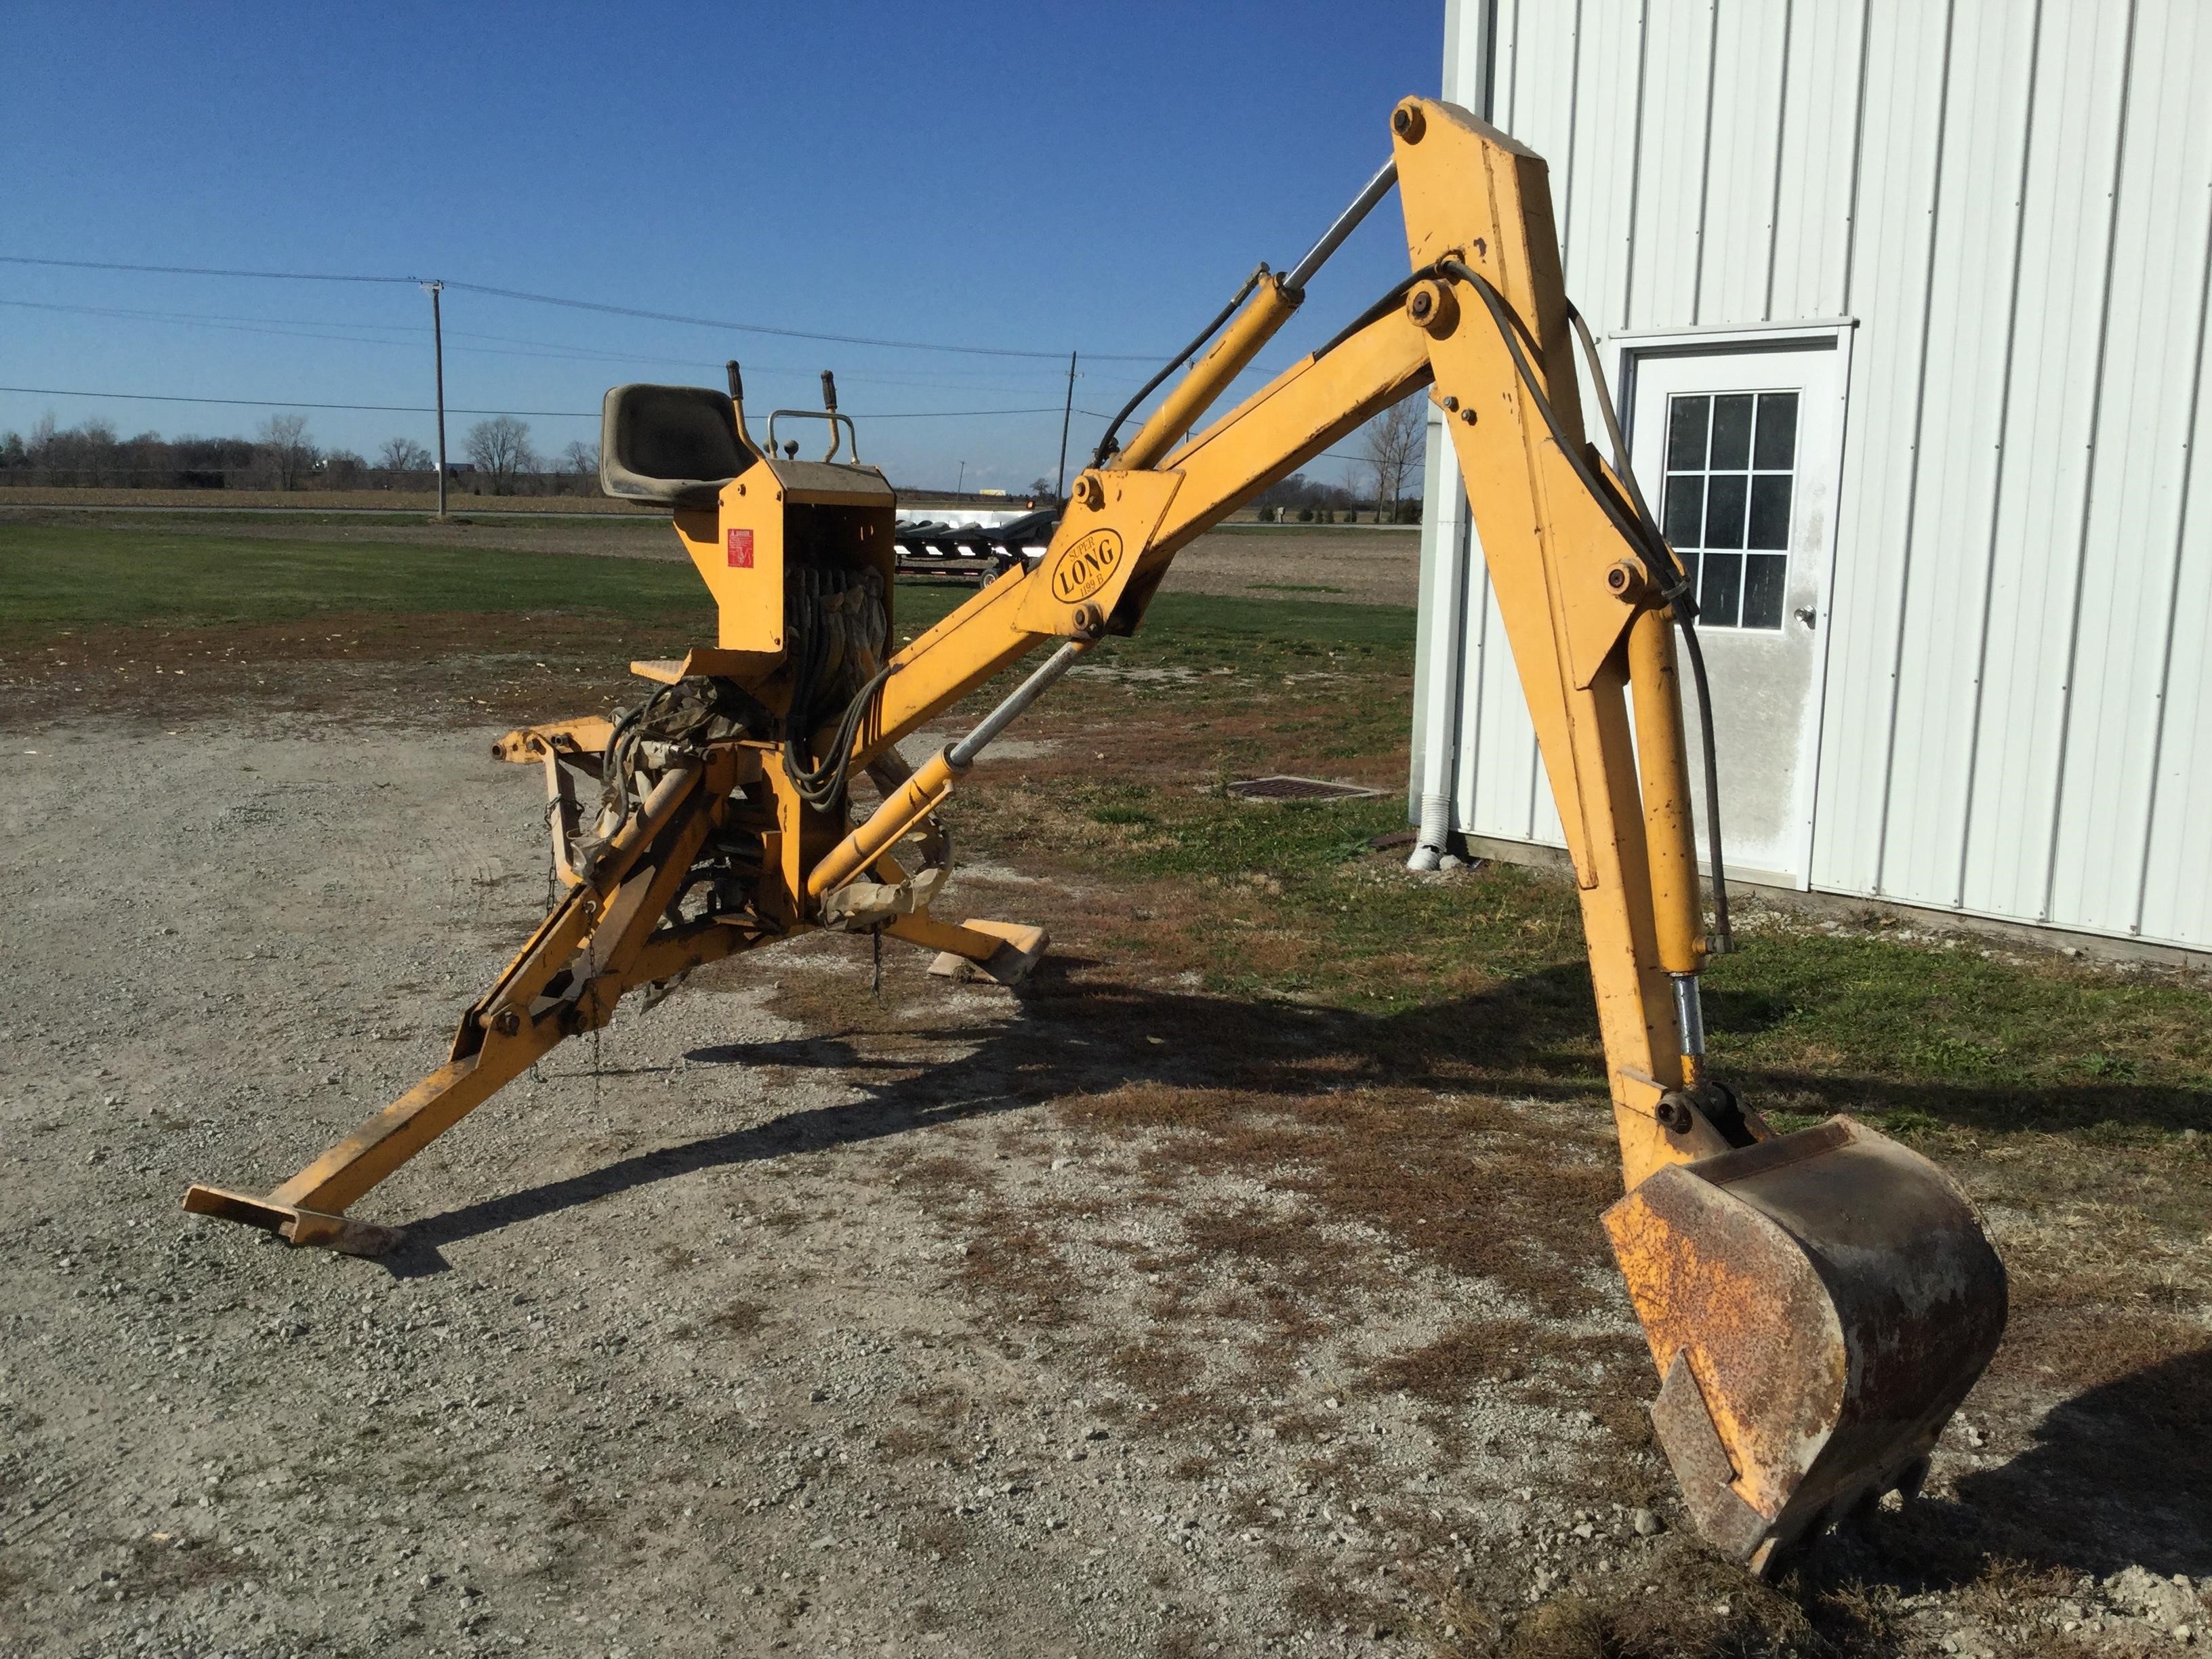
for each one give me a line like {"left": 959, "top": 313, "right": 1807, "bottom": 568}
{"left": 947, "top": 726, "right": 2212, "bottom": 1149}
{"left": 0, "top": 520, "right": 703, "bottom": 638}
{"left": 6, "top": 516, "right": 2204, "bottom": 1156}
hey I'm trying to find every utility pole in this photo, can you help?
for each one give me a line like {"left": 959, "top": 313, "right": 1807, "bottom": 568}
{"left": 1054, "top": 350, "right": 1077, "bottom": 499}
{"left": 424, "top": 281, "right": 447, "bottom": 520}
{"left": 956, "top": 460, "right": 966, "bottom": 495}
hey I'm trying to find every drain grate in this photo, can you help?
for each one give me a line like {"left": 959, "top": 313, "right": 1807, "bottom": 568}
{"left": 1225, "top": 775, "right": 1382, "bottom": 803}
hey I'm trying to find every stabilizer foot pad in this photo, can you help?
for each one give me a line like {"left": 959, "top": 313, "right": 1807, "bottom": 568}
{"left": 182, "top": 1184, "right": 405, "bottom": 1258}
{"left": 928, "top": 920, "right": 1048, "bottom": 986}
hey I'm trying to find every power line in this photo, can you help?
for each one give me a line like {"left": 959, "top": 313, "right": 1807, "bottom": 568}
{"left": 441, "top": 279, "right": 1168, "bottom": 363}
{"left": 0, "top": 384, "right": 1063, "bottom": 421}
{"left": 0, "top": 296, "right": 1102, "bottom": 393}
{"left": 0, "top": 386, "right": 580, "bottom": 416}
{"left": 0, "top": 297, "right": 438, "bottom": 354}
{"left": 0, "top": 252, "right": 1166, "bottom": 363}
{"left": 0, "top": 254, "right": 415, "bottom": 285}
{"left": 786, "top": 407, "right": 1061, "bottom": 420}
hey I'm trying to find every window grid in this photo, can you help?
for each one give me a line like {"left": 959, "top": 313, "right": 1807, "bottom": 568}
{"left": 1659, "top": 390, "right": 1798, "bottom": 630}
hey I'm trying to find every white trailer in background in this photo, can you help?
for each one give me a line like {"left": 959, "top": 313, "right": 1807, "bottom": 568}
{"left": 1412, "top": 0, "right": 2212, "bottom": 960}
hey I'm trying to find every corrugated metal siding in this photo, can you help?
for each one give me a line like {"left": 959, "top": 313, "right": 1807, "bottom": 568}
{"left": 1419, "top": 0, "right": 2212, "bottom": 951}
{"left": 1946, "top": 0, "right": 2129, "bottom": 919}
{"left": 1696, "top": 1, "right": 1791, "bottom": 326}
{"left": 1806, "top": 0, "right": 1955, "bottom": 901}
{"left": 1766, "top": 0, "right": 1865, "bottom": 323}
{"left": 2046, "top": 0, "right": 2212, "bottom": 939}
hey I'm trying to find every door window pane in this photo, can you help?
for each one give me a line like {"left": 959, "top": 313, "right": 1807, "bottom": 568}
{"left": 1702, "top": 552, "right": 1744, "bottom": 628}
{"left": 1710, "top": 394, "right": 1755, "bottom": 468}
{"left": 1668, "top": 396, "right": 1709, "bottom": 470}
{"left": 1747, "top": 474, "right": 1792, "bottom": 550}
{"left": 1753, "top": 392, "right": 1798, "bottom": 470}
{"left": 1664, "top": 474, "right": 1704, "bottom": 548}
{"left": 1704, "top": 474, "right": 1748, "bottom": 548}
{"left": 1658, "top": 386, "right": 1801, "bottom": 632}
{"left": 1741, "top": 553, "right": 1788, "bottom": 629}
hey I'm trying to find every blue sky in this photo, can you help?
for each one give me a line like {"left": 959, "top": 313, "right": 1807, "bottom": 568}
{"left": 0, "top": 2, "right": 1446, "bottom": 493}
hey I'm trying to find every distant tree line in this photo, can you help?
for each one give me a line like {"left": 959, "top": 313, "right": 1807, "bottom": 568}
{"left": 1253, "top": 472, "right": 1422, "bottom": 525}
{"left": 1250, "top": 401, "right": 1425, "bottom": 524}
{"left": 0, "top": 413, "right": 600, "bottom": 497}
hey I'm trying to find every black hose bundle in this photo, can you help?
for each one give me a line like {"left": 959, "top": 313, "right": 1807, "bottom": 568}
{"left": 575, "top": 675, "right": 765, "bottom": 880}
{"left": 781, "top": 565, "right": 893, "bottom": 815}
{"left": 1435, "top": 258, "right": 1734, "bottom": 953}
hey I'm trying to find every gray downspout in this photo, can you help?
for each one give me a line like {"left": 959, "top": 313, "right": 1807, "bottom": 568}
{"left": 1408, "top": 0, "right": 1497, "bottom": 871}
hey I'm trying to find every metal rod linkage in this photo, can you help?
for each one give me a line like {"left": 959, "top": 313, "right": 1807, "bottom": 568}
{"left": 1285, "top": 159, "right": 1400, "bottom": 294}
{"left": 947, "top": 641, "right": 1087, "bottom": 769}
{"left": 1671, "top": 971, "right": 1707, "bottom": 1086}
{"left": 811, "top": 641, "right": 1090, "bottom": 901}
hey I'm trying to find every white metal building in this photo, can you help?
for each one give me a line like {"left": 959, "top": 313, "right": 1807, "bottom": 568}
{"left": 1410, "top": 0, "right": 2212, "bottom": 956}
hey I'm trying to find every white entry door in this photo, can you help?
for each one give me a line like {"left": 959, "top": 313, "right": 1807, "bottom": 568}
{"left": 1620, "top": 329, "right": 1852, "bottom": 888}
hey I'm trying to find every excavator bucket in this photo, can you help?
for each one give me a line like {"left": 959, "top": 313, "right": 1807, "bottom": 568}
{"left": 1604, "top": 1116, "right": 2007, "bottom": 1574}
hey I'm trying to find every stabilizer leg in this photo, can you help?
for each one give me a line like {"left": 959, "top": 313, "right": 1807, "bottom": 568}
{"left": 184, "top": 1039, "right": 556, "bottom": 1254}
{"left": 889, "top": 912, "right": 1050, "bottom": 986}
{"left": 183, "top": 755, "right": 768, "bottom": 1254}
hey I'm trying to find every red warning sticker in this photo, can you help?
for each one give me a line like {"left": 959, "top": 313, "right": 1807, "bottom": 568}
{"left": 726, "top": 528, "right": 754, "bottom": 568}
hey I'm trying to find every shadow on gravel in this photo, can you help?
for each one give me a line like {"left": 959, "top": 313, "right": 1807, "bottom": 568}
{"left": 380, "top": 956, "right": 1614, "bottom": 1276}
{"left": 383, "top": 958, "right": 2211, "bottom": 1589}
{"left": 388, "top": 956, "right": 2207, "bottom": 1270}
{"left": 386, "top": 1071, "right": 1033, "bottom": 1276}
{"left": 1940, "top": 1345, "right": 2212, "bottom": 1580}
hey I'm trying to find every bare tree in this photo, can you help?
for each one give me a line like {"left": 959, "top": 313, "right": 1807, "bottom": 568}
{"left": 257, "top": 413, "right": 316, "bottom": 491}
{"left": 1360, "top": 397, "right": 1425, "bottom": 523}
{"left": 377, "top": 436, "right": 432, "bottom": 474}
{"left": 548, "top": 440, "right": 598, "bottom": 497}
{"left": 466, "top": 415, "right": 535, "bottom": 494}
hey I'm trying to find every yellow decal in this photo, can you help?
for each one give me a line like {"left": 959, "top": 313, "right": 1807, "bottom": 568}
{"left": 1050, "top": 529, "right": 1123, "bottom": 604}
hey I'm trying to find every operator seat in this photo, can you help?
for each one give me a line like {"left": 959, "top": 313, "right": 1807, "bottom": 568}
{"left": 599, "top": 383, "right": 756, "bottom": 510}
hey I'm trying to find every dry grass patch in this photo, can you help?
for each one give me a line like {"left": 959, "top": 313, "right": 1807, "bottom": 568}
{"left": 1066, "top": 1080, "right": 1621, "bottom": 1317}
{"left": 905, "top": 1516, "right": 970, "bottom": 1563}
{"left": 1284, "top": 1571, "right": 1393, "bottom": 1639}
{"left": 1107, "top": 1339, "right": 1204, "bottom": 1405}
{"left": 878, "top": 1422, "right": 957, "bottom": 1462}
{"left": 1369, "top": 1319, "right": 1642, "bottom": 1407}
{"left": 119, "top": 1534, "right": 253, "bottom": 1599}
{"left": 705, "top": 1298, "right": 768, "bottom": 1337}
{"left": 948, "top": 1206, "right": 1085, "bottom": 1328}
{"left": 752, "top": 962, "right": 917, "bottom": 1036}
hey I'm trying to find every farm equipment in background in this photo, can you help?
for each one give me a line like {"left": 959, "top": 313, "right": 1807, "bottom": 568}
{"left": 185, "top": 98, "right": 2006, "bottom": 1577}
{"left": 894, "top": 507, "right": 1059, "bottom": 584}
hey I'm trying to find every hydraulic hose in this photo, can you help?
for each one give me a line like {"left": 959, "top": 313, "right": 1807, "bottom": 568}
{"left": 1089, "top": 160, "right": 1404, "bottom": 472}
{"left": 1090, "top": 264, "right": 1269, "bottom": 470}
{"left": 782, "top": 568, "right": 895, "bottom": 815}
{"left": 1437, "top": 258, "right": 1733, "bottom": 952}
{"left": 1565, "top": 303, "right": 1732, "bottom": 954}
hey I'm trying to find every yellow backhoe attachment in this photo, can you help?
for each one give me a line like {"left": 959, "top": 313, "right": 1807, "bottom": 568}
{"left": 184, "top": 97, "right": 2005, "bottom": 1574}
